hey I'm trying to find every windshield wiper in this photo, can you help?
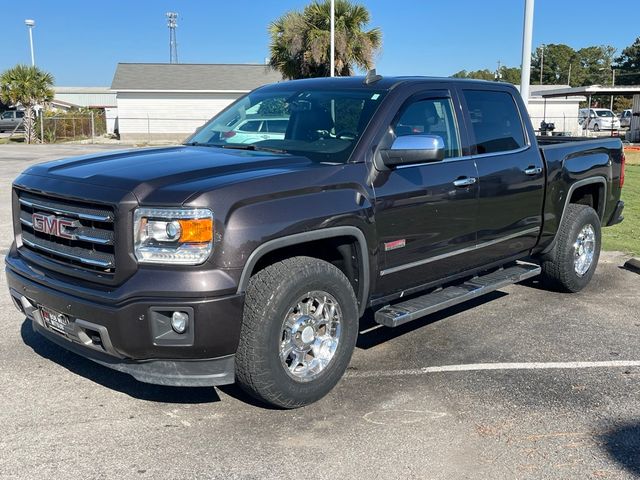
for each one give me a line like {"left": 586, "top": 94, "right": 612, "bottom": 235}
{"left": 219, "top": 144, "right": 287, "bottom": 154}
{"left": 184, "top": 141, "right": 215, "bottom": 147}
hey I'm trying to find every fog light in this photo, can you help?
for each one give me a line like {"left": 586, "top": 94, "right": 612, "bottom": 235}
{"left": 171, "top": 311, "right": 189, "bottom": 334}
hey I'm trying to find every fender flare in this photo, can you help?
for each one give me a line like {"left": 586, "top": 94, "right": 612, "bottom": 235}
{"left": 236, "top": 226, "right": 370, "bottom": 317}
{"left": 541, "top": 176, "right": 607, "bottom": 255}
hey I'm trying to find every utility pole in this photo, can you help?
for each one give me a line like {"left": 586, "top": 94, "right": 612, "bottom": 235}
{"left": 25, "top": 19, "right": 35, "bottom": 66}
{"left": 610, "top": 68, "right": 616, "bottom": 111}
{"left": 519, "top": 0, "right": 535, "bottom": 102}
{"left": 495, "top": 60, "right": 503, "bottom": 81}
{"left": 567, "top": 63, "right": 572, "bottom": 86}
{"left": 166, "top": 12, "right": 178, "bottom": 64}
{"left": 330, "top": 0, "right": 335, "bottom": 77}
{"left": 539, "top": 44, "right": 544, "bottom": 85}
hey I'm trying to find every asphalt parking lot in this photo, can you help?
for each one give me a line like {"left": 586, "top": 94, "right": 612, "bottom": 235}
{"left": 1, "top": 145, "right": 639, "bottom": 479}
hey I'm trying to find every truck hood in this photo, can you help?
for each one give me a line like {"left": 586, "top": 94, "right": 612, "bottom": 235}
{"left": 23, "top": 146, "right": 313, "bottom": 204}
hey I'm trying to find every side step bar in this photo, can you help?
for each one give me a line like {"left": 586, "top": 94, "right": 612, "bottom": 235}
{"left": 374, "top": 263, "right": 541, "bottom": 328}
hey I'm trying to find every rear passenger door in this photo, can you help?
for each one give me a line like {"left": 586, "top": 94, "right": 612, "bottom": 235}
{"left": 459, "top": 87, "right": 544, "bottom": 263}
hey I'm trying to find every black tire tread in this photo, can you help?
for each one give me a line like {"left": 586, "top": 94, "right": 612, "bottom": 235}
{"left": 541, "top": 203, "right": 601, "bottom": 292}
{"left": 235, "top": 256, "right": 357, "bottom": 408}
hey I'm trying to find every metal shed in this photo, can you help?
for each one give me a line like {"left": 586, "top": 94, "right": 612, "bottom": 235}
{"left": 539, "top": 85, "right": 640, "bottom": 142}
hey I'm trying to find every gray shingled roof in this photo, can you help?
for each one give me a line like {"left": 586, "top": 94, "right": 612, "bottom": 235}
{"left": 111, "top": 63, "right": 282, "bottom": 91}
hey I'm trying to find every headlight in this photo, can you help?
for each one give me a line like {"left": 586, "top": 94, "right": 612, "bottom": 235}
{"left": 133, "top": 208, "right": 213, "bottom": 265}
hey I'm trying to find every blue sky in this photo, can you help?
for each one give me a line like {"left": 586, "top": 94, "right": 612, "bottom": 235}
{"left": 1, "top": 0, "right": 636, "bottom": 86}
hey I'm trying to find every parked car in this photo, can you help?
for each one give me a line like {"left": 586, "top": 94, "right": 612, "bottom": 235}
{"left": 0, "top": 110, "right": 25, "bottom": 132}
{"left": 220, "top": 116, "right": 289, "bottom": 144}
{"left": 6, "top": 76, "right": 625, "bottom": 408}
{"left": 579, "top": 108, "right": 621, "bottom": 131}
{"left": 619, "top": 109, "right": 632, "bottom": 128}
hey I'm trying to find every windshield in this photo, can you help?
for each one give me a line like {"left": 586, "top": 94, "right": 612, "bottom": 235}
{"left": 595, "top": 110, "right": 614, "bottom": 117}
{"left": 186, "top": 87, "right": 387, "bottom": 163}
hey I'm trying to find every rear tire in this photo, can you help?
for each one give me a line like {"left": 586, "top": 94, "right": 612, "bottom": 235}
{"left": 540, "top": 204, "right": 601, "bottom": 292}
{"left": 235, "top": 256, "right": 358, "bottom": 408}
{"left": 593, "top": 123, "right": 600, "bottom": 132}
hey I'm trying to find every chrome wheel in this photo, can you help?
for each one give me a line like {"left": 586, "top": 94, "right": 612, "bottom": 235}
{"left": 279, "top": 291, "right": 342, "bottom": 382}
{"left": 573, "top": 224, "right": 596, "bottom": 277}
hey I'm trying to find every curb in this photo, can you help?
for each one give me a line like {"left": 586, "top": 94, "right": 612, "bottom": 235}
{"left": 623, "top": 258, "right": 640, "bottom": 275}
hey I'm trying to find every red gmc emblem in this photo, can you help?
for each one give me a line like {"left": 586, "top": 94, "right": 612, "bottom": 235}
{"left": 32, "top": 213, "right": 79, "bottom": 240}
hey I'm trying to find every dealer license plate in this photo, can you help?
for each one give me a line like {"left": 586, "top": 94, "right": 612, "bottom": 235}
{"left": 39, "top": 305, "right": 69, "bottom": 334}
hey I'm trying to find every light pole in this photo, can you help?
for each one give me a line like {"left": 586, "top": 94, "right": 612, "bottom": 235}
{"left": 519, "top": 0, "right": 535, "bottom": 102}
{"left": 330, "top": 0, "right": 335, "bottom": 77}
{"left": 25, "top": 19, "right": 35, "bottom": 66}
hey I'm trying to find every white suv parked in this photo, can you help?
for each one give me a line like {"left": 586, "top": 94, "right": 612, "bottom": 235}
{"left": 579, "top": 108, "right": 621, "bottom": 131}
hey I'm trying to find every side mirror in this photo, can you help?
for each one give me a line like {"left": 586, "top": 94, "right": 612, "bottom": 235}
{"left": 380, "top": 135, "right": 445, "bottom": 166}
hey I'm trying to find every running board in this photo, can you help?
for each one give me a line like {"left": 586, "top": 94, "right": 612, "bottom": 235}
{"left": 374, "top": 263, "right": 541, "bottom": 328}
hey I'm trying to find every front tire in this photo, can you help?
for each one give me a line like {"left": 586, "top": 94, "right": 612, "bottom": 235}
{"left": 593, "top": 123, "right": 600, "bottom": 132}
{"left": 540, "top": 204, "right": 601, "bottom": 292}
{"left": 235, "top": 256, "right": 358, "bottom": 408}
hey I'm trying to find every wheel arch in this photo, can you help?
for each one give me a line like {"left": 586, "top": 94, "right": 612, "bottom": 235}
{"left": 568, "top": 177, "right": 607, "bottom": 220}
{"left": 237, "top": 226, "right": 370, "bottom": 316}
{"left": 540, "top": 176, "right": 607, "bottom": 256}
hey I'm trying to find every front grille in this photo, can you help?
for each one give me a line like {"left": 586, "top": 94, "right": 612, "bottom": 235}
{"left": 17, "top": 190, "right": 116, "bottom": 274}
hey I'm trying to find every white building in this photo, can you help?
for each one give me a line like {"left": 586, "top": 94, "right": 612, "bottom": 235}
{"left": 110, "top": 63, "right": 282, "bottom": 142}
{"left": 523, "top": 85, "right": 584, "bottom": 135}
{"left": 53, "top": 86, "right": 117, "bottom": 109}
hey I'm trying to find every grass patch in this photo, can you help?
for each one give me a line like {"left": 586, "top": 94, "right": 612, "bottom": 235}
{"left": 625, "top": 149, "right": 640, "bottom": 166}
{"left": 602, "top": 164, "right": 639, "bottom": 255}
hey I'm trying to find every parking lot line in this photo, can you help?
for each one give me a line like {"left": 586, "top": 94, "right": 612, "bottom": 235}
{"left": 346, "top": 360, "right": 640, "bottom": 378}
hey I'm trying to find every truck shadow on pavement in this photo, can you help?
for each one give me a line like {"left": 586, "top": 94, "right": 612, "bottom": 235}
{"left": 600, "top": 422, "right": 640, "bottom": 476}
{"left": 20, "top": 319, "right": 221, "bottom": 404}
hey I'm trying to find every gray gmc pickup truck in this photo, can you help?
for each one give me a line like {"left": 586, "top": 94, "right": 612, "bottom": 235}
{"left": 6, "top": 75, "right": 625, "bottom": 408}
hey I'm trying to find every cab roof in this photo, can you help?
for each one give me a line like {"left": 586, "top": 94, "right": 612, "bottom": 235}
{"left": 260, "top": 75, "right": 509, "bottom": 92}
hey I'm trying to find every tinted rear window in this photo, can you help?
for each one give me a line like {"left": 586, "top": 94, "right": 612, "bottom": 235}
{"left": 463, "top": 90, "right": 526, "bottom": 154}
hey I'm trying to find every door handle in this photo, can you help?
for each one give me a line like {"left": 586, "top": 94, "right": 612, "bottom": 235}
{"left": 524, "top": 166, "right": 543, "bottom": 176}
{"left": 453, "top": 177, "right": 477, "bottom": 187}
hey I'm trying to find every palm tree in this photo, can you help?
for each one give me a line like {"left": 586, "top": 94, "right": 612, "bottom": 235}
{"left": 0, "top": 64, "right": 54, "bottom": 143}
{"left": 269, "top": 0, "right": 382, "bottom": 79}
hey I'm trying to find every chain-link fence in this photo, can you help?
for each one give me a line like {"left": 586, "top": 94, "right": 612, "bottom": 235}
{"left": 37, "top": 111, "right": 107, "bottom": 143}
{"left": 529, "top": 115, "right": 629, "bottom": 138}
{"left": 113, "top": 115, "right": 631, "bottom": 143}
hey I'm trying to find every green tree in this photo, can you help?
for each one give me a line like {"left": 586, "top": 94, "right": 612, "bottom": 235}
{"left": 0, "top": 64, "right": 54, "bottom": 143}
{"left": 500, "top": 66, "right": 522, "bottom": 84}
{"left": 451, "top": 69, "right": 495, "bottom": 81}
{"left": 615, "top": 36, "right": 640, "bottom": 85}
{"left": 531, "top": 44, "right": 575, "bottom": 85}
{"left": 530, "top": 44, "right": 615, "bottom": 87}
{"left": 268, "top": 0, "right": 382, "bottom": 79}
{"left": 576, "top": 45, "right": 616, "bottom": 86}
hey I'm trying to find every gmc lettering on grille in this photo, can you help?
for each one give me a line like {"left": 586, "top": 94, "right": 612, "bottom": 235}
{"left": 32, "top": 213, "right": 78, "bottom": 240}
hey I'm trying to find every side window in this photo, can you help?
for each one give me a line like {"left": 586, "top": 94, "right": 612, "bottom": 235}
{"left": 1, "top": 112, "right": 12, "bottom": 119}
{"left": 237, "top": 120, "right": 262, "bottom": 132}
{"left": 265, "top": 120, "right": 288, "bottom": 133}
{"left": 463, "top": 90, "right": 526, "bottom": 154}
{"left": 16, "top": 111, "right": 24, "bottom": 118}
{"left": 393, "top": 98, "right": 461, "bottom": 158}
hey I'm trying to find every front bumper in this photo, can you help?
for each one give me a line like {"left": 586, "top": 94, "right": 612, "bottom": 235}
{"left": 6, "top": 249, "right": 244, "bottom": 387}
{"left": 31, "top": 320, "right": 235, "bottom": 386}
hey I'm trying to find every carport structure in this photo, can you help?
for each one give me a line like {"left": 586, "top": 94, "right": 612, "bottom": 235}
{"left": 539, "top": 85, "right": 640, "bottom": 141}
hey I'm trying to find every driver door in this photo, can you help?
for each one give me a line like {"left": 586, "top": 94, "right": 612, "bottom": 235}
{"left": 372, "top": 89, "right": 479, "bottom": 296}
